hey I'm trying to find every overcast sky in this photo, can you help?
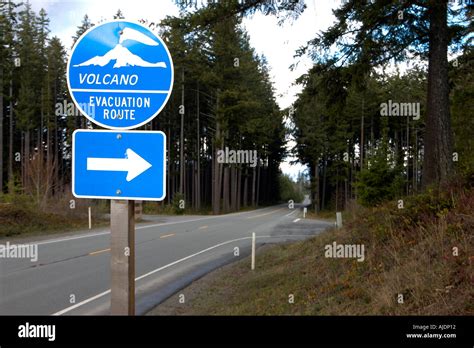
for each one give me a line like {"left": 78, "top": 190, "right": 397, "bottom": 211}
{"left": 30, "top": 0, "right": 341, "bottom": 179}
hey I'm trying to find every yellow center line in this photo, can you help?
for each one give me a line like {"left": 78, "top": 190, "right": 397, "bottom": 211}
{"left": 246, "top": 208, "right": 285, "bottom": 219}
{"left": 199, "top": 225, "right": 208, "bottom": 230}
{"left": 160, "top": 233, "right": 175, "bottom": 239}
{"left": 89, "top": 248, "right": 110, "bottom": 256}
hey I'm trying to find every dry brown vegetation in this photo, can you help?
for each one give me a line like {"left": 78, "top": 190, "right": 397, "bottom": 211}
{"left": 150, "top": 175, "right": 474, "bottom": 315}
{"left": 0, "top": 193, "right": 108, "bottom": 238}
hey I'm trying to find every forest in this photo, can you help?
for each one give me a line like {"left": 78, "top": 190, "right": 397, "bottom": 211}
{"left": 0, "top": 0, "right": 472, "bottom": 217}
{"left": 0, "top": 1, "right": 299, "bottom": 214}
{"left": 291, "top": 0, "right": 472, "bottom": 211}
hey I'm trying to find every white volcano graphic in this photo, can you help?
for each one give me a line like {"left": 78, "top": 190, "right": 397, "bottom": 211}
{"left": 73, "top": 27, "right": 167, "bottom": 69}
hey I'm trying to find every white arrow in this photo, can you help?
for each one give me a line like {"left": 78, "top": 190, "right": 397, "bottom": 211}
{"left": 87, "top": 148, "right": 152, "bottom": 182}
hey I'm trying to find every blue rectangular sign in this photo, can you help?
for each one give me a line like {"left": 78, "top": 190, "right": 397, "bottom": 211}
{"left": 72, "top": 129, "right": 166, "bottom": 201}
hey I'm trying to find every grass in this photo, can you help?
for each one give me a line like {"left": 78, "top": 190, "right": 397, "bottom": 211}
{"left": 149, "top": 175, "right": 473, "bottom": 315}
{"left": 0, "top": 195, "right": 108, "bottom": 239}
{"left": 305, "top": 209, "right": 338, "bottom": 222}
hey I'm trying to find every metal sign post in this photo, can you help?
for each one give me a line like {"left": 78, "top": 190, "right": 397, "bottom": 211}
{"left": 68, "top": 20, "right": 173, "bottom": 316}
{"left": 110, "top": 200, "right": 135, "bottom": 315}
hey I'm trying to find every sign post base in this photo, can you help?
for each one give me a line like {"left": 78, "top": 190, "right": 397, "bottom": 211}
{"left": 110, "top": 200, "right": 135, "bottom": 315}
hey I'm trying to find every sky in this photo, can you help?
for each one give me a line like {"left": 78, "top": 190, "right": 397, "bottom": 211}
{"left": 30, "top": 0, "right": 341, "bottom": 179}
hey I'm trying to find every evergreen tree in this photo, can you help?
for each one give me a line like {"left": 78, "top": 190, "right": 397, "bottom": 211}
{"left": 113, "top": 9, "right": 124, "bottom": 19}
{"left": 72, "top": 14, "right": 93, "bottom": 48}
{"left": 301, "top": 0, "right": 472, "bottom": 187}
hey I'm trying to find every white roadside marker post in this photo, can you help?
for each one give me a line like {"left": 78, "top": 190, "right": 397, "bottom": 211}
{"left": 251, "top": 232, "right": 256, "bottom": 271}
{"left": 303, "top": 207, "right": 307, "bottom": 219}
{"left": 88, "top": 206, "right": 92, "bottom": 230}
{"left": 336, "top": 212, "right": 343, "bottom": 229}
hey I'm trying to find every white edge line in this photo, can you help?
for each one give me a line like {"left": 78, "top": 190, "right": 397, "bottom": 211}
{"left": 53, "top": 289, "right": 111, "bottom": 316}
{"left": 35, "top": 231, "right": 110, "bottom": 246}
{"left": 34, "top": 207, "right": 281, "bottom": 246}
{"left": 52, "top": 233, "right": 313, "bottom": 316}
{"left": 52, "top": 236, "right": 252, "bottom": 315}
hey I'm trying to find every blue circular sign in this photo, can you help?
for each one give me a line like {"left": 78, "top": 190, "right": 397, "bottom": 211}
{"left": 67, "top": 20, "right": 174, "bottom": 129}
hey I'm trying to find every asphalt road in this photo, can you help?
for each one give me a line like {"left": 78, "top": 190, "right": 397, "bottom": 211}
{"left": 0, "top": 204, "right": 332, "bottom": 315}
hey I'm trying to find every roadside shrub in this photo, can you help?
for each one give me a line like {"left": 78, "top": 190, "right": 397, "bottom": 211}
{"left": 172, "top": 193, "right": 185, "bottom": 215}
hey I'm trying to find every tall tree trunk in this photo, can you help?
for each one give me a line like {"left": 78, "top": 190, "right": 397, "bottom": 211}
{"left": 236, "top": 166, "right": 241, "bottom": 211}
{"left": 212, "top": 143, "right": 215, "bottom": 211}
{"left": 21, "top": 132, "right": 24, "bottom": 190}
{"left": 255, "top": 160, "right": 261, "bottom": 207}
{"left": 24, "top": 131, "right": 30, "bottom": 193}
{"left": 54, "top": 107, "right": 59, "bottom": 195}
{"left": 53, "top": 79, "right": 59, "bottom": 196}
{"left": 314, "top": 161, "right": 320, "bottom": 213}
{"left": 196, "top": 85, "right": 201, "bottom": 211}
{"left": 243, "top": 168, "right": 248, "bottom": 208}
{"left": 192, "top": 161, "right": 196, "bottom": 209}
{"left": 213, "top": 119, "right": 223, "bottom": 215}
{"left": 234, "top": 166, "right": 238, "bottom": 210}
{"left": 37, "top": 130, "right": 41, "bottom": 206}
{"left": 344, "top": 178, "right": 348, "bottom": 209}
{"left": 179, "top": 69, "right": 185, "bottom": 195}
{"left": 406, "top": 114, "right": 410, "bottom": 195}
{"left": 394, "top": 129, "right": 398, "bottom": 164}
{"left": 251, "top": 165, "right": 256, "bottom": 207}
{"left": 228, "top": 166, "right": 233, "bottom": 211}
{"left": 0, "top": 65, "right": 3, "bottom": 193}
{"left": 231, "top": 166, "right": 237, "bottom": 211}
{"left": 422, "top": 0, "right": 452, "bottom": 187}
{"left": 413, "top": 125, "right": 418, "bottom": 193}
{"left": 8, "top": 79, "right": 13, "bottom": 193}
{"left": 205, "top": 153, "right": 210, "bottom": 206}
{"left": 335, "top": 168, "right": 339, "bottom": 212}
{"left": 370, "top": 112, "right": 374, "bottom": 158}
{"left": 322, "top": 158, "right": 327, "bottom": 211}
{"left": 223, "top": 166, "right": 229, "bottom": 213}
{"left": 360, "top": 98, "right": 364, "bottom": 169}
{"left": 187, "top": 163, "right": 191, "bottom": 207}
